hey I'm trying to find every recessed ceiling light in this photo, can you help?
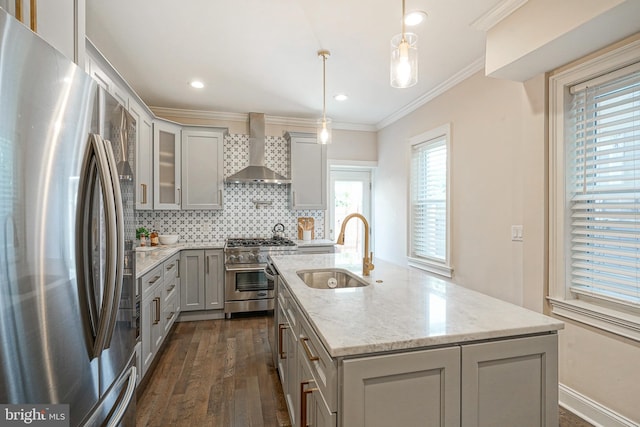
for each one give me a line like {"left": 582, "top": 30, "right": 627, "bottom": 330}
{"left": 189, "top": 80, "right": 204, "bottom": 89}
{"left": 334, "top": 93, "right": 348, "bottom": 101}
{"left": 404, "top": 10, "right": 427, "bottom": 26}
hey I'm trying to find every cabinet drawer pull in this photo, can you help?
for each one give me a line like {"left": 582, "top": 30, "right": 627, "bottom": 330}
{"left": 153, "top": 297, "right": 160, "bottom": 324}
{"left": 278, "top": 324, "right": 287, "bottom": 359}
{"left": 166, "top": 284, "right": 176, "bottom": 293}
{"left": 166, "top": 263, "right": 174, "bottom": 271}
{"left": 148, "top": 275, "right": 161, "bottom": 285}
{"left": 301, "top": 337, "right": 319, "bottom": 362}
{"left": 166, "top": 311, "right": 175, "bottom": 321}
{"left": 176, "top": 260, "right": 180, "bottom": 278}
{"left": 300, "top": 380, "right": 318, "bottom": 427}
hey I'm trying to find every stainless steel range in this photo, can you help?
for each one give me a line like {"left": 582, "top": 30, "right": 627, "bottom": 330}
{"left": 224, "top": 238, "right": 297, "bottom": 317}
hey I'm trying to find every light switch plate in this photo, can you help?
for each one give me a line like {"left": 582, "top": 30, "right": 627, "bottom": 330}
{"left": 511, "top": 225, "right": 523, "bottom": 242}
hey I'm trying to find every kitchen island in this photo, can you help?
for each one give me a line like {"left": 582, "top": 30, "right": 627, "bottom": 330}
{"left": 269, "top": 252, "right": 564, "bottom": 427}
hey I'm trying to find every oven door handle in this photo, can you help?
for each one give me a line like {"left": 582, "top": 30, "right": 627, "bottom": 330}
{"left": 264, "top": 264, "right": 276, "bottom": 281}
{"left": 225, "top": 264, "right": 267, "bottom": 272}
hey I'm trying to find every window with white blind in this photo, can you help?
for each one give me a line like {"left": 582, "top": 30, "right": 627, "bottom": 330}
{"left": 549, "top": 39, "right": 640, "bottom": 341}
{"left": 408, "top": 124, "right": 452, "bottom": 277}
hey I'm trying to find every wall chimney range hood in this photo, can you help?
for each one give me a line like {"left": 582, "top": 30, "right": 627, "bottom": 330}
{"left": 225, "top": 112, "right": 291, "bottom": 184}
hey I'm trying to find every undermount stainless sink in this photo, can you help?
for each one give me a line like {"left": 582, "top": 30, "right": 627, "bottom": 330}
{"left": 297, "top": 268, "right": 369, "bottom": 289}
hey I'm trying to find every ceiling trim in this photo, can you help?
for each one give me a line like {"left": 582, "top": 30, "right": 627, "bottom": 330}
{"left": 469, "top": 0, "right": 528, "bottom": 32}
{"left": 376, "top": 56, "right": 486, "bottom": 130}
{"left": 149, "top": 107, "right": 377, "bottom": 132}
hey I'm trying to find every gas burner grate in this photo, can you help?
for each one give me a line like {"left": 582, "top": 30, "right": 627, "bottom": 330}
{"left": 226, "top": 238, "right": 296, "bottom": 248}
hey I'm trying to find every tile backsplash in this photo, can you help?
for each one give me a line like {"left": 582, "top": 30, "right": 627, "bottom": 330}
{"left": 136, "top": 133, "right": 324, "bottom": 242}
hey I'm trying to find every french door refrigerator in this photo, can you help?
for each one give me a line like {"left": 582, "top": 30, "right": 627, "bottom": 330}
{"left": 0, "top": 8, "right": 137, "bottom": 426}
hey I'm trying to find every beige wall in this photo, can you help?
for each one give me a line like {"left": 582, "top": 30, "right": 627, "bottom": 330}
{"left": 376, "top": 33, "right": 640, "bottom": 426}
{"left": 376, "top": 70, "right": 528, "bottom": 306}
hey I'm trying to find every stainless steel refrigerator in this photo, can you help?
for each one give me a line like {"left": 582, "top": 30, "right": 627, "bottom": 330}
{"left": 0, "top": 8, "right": 137, "bottom": 426}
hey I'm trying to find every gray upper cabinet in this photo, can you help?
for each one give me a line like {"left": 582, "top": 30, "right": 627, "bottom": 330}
{"left": 181, "top": 127, "right": 225, "bottom": 210}
{"left": 153, "top": 119, "right": 182, "bottom": 210}
{"left": 129, "top": 99, "right": 153, "bottom": 210}
{"left": 285, "top": 131, "right": 327, "bottom": 210}
{"left": 5, "top": 0, "right": 84, "bottom": 64}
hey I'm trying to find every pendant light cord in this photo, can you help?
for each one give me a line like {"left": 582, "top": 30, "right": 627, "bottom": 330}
{"left": 322, "top": 53, "right": 327, "bottom": 122}
{"left": 319, "top": 50, "right": 329, "bottom": 122}
{"left": 401, "top": 0, "right": 406, "bottom": 43}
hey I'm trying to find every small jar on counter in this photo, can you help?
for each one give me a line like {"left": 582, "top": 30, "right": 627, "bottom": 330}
{"left": 150, "top": 230, "right": 159, "bottom": 246}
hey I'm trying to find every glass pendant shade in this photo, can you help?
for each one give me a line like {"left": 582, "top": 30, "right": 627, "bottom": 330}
{"left": 390, "top": 33, "right": 418, "bottom": 88}
{"left": 317, "top": 117, "right": 332, "bottom": 145}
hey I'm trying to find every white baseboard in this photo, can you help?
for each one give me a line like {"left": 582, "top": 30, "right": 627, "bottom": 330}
{"left": 559, "top": 383, "right": 639, "bottom": 427}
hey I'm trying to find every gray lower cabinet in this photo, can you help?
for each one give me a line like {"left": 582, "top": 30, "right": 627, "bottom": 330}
{"left": 342, "top": 347, "right": 461, "bottom": 427}
{"left": 140, "top": 253, "right": 180, "bottom": 379}
{"left": 141, "top": 285, "right": 163, "bottom": 376}
{"left": 461, "top": 334, "right": 558, "bottom": 427}
{"left": 180, "top": 249, "right": 224, "bottom": 311}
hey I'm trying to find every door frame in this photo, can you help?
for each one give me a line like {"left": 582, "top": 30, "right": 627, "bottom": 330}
{"left": 327, "top": 161, "right": 376, "bottom": 251}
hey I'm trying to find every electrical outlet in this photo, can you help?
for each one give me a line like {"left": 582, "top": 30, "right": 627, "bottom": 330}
{"left": 511, "top": 225, "right": 523, "bottom": 242}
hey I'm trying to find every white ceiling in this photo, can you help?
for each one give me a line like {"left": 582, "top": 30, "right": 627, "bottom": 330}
{"left": 86, "top": 0, "right": 506, "bottom": 129}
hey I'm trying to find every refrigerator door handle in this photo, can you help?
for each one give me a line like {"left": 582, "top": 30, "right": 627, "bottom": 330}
{"left": 105, "top": 365, "right": 137, "bottom": 427}
{"left": 76, "top": 134, "right": 119, "bottom": 359}
{"left": 102, "top": 136, "right": 125, "bottom": 349}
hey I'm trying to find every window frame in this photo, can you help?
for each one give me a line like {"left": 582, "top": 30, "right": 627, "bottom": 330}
{"left": 548, "top": 38, "right": 640, "bottom": 341}
{"left": 407, "top": 123, "right": 453, "bottom": 278}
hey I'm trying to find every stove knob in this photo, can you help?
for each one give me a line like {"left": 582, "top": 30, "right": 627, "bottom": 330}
{"left": 247, "top": 253, "right": 256, "bottom": 262}
{"left": 228, "top": 255, "right": 237, "bottom": 263}
{"left": 237, "top": 254, "right": 245, "bottom": 262}
{"left": 257, "top": 254, "right": 266, "bottom": 263}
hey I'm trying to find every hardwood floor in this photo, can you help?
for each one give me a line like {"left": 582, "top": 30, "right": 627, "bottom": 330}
{"left": 136, "top": 315, "right": 290, "bottom": 427}
{"left": 136, "top": 314, "right": 592, "bottom": 427}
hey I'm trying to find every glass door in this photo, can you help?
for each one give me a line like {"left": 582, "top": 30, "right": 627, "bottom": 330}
{"left": 329, "top": 169, "right": 372, "bottom": 254}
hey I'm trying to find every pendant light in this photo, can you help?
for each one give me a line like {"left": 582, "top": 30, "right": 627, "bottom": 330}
{"left": 317, "top": 50, "right": 332, "bottom": 144}
{"left": 390, "top": 0, "right": 418, "bottom": 88}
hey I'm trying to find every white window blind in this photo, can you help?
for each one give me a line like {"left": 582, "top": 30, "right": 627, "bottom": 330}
{"left": 410, "top": 136, "right": 447, "bottom": 263}
{"left": 568, "top": 66, "right": 640, "bottom": 307}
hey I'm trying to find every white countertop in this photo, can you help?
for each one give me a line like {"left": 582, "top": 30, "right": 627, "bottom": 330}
{"left": 134, "top": 239, "right": 334, "bottom": 278}
{"left": 270, "top": 253, "right": 564, "bottom": 358}
{"left": 135, "top": 241, "right": 225, "bottom": 278}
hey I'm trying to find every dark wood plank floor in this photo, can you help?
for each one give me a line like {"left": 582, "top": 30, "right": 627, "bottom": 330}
{"left": 136, "top": 315, "right": 290, "bottom": 427}
{"left": 136, "top": 314, "right": 592, "bottom": 427}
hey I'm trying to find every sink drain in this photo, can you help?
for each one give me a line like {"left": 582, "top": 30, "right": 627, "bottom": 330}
{"left": 327, "top": 278, "right": 338, "bottom": 288}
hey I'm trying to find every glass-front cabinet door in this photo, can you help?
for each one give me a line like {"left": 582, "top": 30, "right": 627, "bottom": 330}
{"left": 153, "top": 119, "right": 181, "bottom": 210}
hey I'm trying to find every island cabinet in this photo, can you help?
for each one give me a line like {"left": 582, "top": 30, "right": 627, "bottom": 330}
{"left": 276, "top": 281, "right": 301, "bottom": 426}
{"left": 342, "top": 347, "right": 461, "bottom": 426}
{"left": 275, "top": 280, "right": 559, "bottom": 427}
{"left": 285, "top": 131, "right": 327, "bottom": 210}
{"left": 180, "top": 249, "right": 224, "bottom": 312}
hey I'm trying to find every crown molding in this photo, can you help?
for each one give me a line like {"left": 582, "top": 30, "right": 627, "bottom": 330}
{"left": 376, "top": 56, "right": 485, "bottom": 130}
{"left": 470, "top": 0, "right": 528, "bottom": 31}
{"left": 150, "top": 107, "right": 377, "bottom": 132}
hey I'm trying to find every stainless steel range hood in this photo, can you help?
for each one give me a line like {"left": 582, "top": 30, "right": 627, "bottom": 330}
{"left": 225, "top": 113, "right": 290, "bottom": 184}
